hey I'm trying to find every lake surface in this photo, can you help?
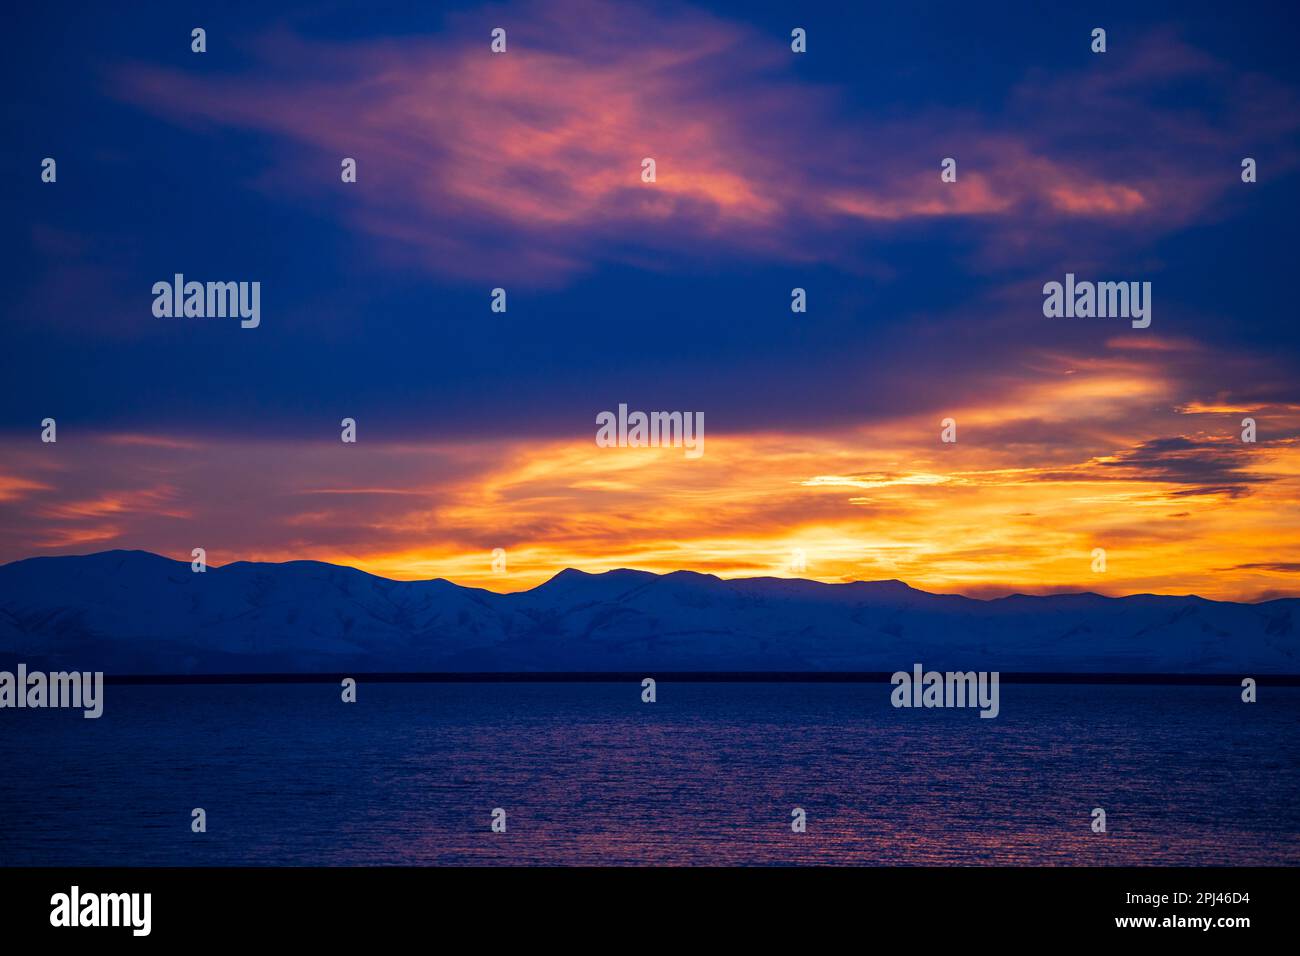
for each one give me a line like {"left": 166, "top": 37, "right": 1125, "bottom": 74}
{"left": 1, "top": 682, "right": 1296, "bottom": 865}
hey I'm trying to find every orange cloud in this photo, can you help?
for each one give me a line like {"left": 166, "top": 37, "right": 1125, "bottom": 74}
{"left": 1048, "top": 183, "right": 1147, "bottom": 215}
{"left": 2, "top": 343, "right": 1297, "bottom": 602}
{"left": 0, "top": 474, "right": 51, "bottom": 502}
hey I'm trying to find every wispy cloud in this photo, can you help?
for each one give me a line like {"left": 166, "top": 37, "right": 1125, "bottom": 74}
{"left": 107, "top": 3, "right": 1296, "bottom": 282}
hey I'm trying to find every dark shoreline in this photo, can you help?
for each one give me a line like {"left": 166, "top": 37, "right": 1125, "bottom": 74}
{"left": 92, "top": 671, "right": 1300, "bottom": 686}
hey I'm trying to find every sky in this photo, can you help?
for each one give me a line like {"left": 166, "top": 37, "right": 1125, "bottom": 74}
{"left": 2, "top": 0, "right": 1299, "bottom": 599}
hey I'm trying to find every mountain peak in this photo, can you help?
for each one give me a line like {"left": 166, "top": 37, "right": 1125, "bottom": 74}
{"left": 528, "top": 566, "right": 659, "bottom": 596}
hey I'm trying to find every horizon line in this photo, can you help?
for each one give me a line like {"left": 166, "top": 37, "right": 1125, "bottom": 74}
{"left": 70, "top": 672, "right": 1300, "bottom": 686}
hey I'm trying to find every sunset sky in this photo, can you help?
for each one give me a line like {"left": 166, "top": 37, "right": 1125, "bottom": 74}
{"left": 3, "top": 0, "right": 1299, "bottom": 599}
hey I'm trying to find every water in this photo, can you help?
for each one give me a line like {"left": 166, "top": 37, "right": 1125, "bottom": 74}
{"left": 1, "top": 683, "right": 1296, "bottom": 865}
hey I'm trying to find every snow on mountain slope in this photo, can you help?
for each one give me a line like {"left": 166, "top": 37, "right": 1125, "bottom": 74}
{"left": 0, "top": 550, "right": 1294, "bottom": 674}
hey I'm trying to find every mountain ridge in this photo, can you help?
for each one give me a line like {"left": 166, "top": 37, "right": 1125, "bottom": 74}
{"left": 0, "top": 549, "right": 1294, "bottom": 674}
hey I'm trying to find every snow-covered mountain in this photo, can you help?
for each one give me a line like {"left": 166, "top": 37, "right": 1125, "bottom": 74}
{"left": 0, "top": 550, "right": 1294, "bottom": 674}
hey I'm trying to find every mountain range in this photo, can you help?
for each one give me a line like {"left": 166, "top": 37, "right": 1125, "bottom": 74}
{"left": 0, "top": 550, "right": 1294, "bottom": 674}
